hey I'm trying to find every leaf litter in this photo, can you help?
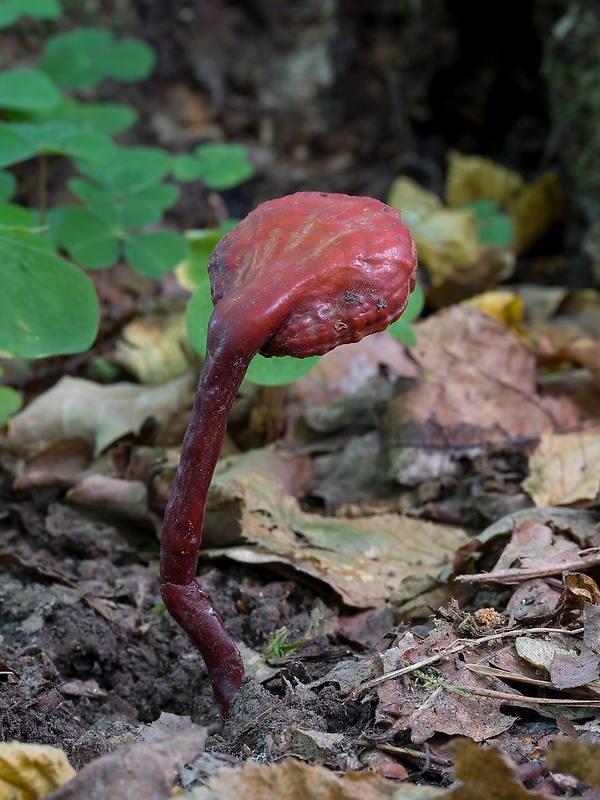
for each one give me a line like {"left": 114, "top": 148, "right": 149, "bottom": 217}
{"left": 2, "top": 247, "right": 600, "bottom": 796}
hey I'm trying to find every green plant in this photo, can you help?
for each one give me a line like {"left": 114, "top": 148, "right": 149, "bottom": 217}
{"left": 0, "top": 3, "right": 254, "bottom": 424}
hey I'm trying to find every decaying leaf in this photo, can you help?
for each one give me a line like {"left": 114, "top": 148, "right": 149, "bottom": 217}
{"left": 203, "top": 460, "right": 469, "bottom": 609}
{"left": 546, "top": 739, "right": 600, "bottom": 789}
{"left": 379, "top": 307, "right": 579, "bottom": 486}
{"left": 0, "top": 742, "right": 75, "bottom": 800}
{"left": 522, "top": 426, "right": 600, "bottom": 507}
{"left": 6, "top": 373, "right": 195, "bottom": 456}
{"left": 447, "top": 738, "right": 545, "bottom": 800}
{"left": 200, "top": 757, "right": 444, "bottom": 800}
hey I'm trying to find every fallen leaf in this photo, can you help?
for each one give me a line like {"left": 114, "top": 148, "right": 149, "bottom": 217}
{"left": 114, "top": 311, "right": 197, "bottom": 384}
{"left": 0, "top": 742, "right": 75, "bottom": 800}
{"left": 203, "top": 757, "right": 442, "bottom": 800}
{"left": 522, "top": 426, "right": 600, "bottom": 507}
{"left": 204, "top": 466, "right": 469, "bottom": 609}
{"left": 44, "top": 732, "right": 205, "bottom": 800}
{"left": 546, "top": 739, "right": 600, "bottom": 788}
{"left": 380, "top": 307, "right": 580, "bottom": 486}
{"left": 6, "top": 373, "right": 195, "bottom": 456}
{"left": 447, "top": 738, "right": 546, "bottom": 799}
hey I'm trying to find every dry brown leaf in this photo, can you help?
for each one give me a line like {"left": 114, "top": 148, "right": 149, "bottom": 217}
{"left": 380, "top": 307, "right": 580, "bottom": 486}
{"left": 6, "top": 373, "right": 195, "bottom": 457}
{"left": 448, "top": 738, "right": 545, "bottom": 799}
{"left": 204, "top": 462, "right": 469, "bottom": 609}
{"left": 522, "top": 426, "right": 600, "bottom": 507}
{"left": 44, "top": 732, "right": 205, "bottom": 800}
{"left": 203, "top": 757, "right": 443, "bottom": 800}
{"left": 0, "top": 742, "right": 75, "bottom": 800}
{"left": 66, "top": 475, "right": 151, "bottom": 523}
{"left": 546, "top": 739, "right": 600, "bottom": 788}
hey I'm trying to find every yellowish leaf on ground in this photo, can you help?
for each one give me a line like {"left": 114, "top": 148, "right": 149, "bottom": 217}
{"left": 461, "top": 290, "right": 524, "bottom": 329}
{"left": 115, "top": 311, "right": 197, "bottom": 384}
{"left": 445, "top": 151, "right": 524, "bottom": 207}
{"left": 522, "top": 426, "right": 600, "bottom": 507}
{"left": 0, "top": 742, "right": 75, "bottom": 800}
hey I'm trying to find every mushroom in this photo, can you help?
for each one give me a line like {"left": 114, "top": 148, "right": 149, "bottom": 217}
{"left": 160, "top": 191, "right": 418, "bottom": 717}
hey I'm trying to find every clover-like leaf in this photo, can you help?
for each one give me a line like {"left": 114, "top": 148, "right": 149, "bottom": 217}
{"left": 40, "top": 28, "right": 155, "bottom": 88}
{"left": 0, "top": 0, "right": 61, "bottom": 29}
{"left": 0, "top": 230, "right": 99, "bottom": 358}
{"left": 76, "top": 145, "right": 171, "bottom": 196}
{"left": 173, "top": 143, "right": 254, "bottom": 190}
{"left": 0, "top": 68, "right": 61, "bottom": 113}
{"left": 123, "top": 231, "right": 189, "bottom": 278}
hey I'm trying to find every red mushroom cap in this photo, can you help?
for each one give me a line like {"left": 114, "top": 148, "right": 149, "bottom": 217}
{"left": 207, "top": 192, "right": 418, "bottom": 358}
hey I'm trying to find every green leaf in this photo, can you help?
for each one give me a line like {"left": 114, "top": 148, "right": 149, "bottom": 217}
{"left": 40, "top": 28, "right": 155, "bottom": 88}
{"left": 387, "top": 317, "right": 416, "bottom": 347}
{"left": 58, "top": 207, "right": 119, "bottom": 268}
{"left": 185, "top": 280, "right": 319, "bottom": 386}
{"left": 68, "top": 178, "right": 119, "bottom": 227}
{"left": 123, "top": 231, "right": 189, "bottom": 278}
{"left": 401, "top": 282, "right": 425, "bottom": 323}
{"left": 0, "top": 230, "right": 99, "bottom": 358}
{"left": 0, "top": 203, "right": 38, "bottom": 228}
{"left": 77, "top": 146, "right": 171, "bottom": 195}
{"left": 0, "top": 386, "right": 23, "bottom": 425}
{"left": 245, "top": 354, "right": 320, "bottom": 386}
{"left": 0, "top": 69, "right": 61, "bottom": 113}
{"left": 106, "top": 38, "right": 155, "bottom": 82}
{"left": 117, "top": 197, "right": 162, "bottom": 229}
{"left": 387, "top": 283, "right": 424, "bottom": 346}
{"left": 190, "top": 143, "right": 254, "bottom": 190}
{"left": 462, "top": 199, "right": 514, "bottom": 248}
{"left": 172, "top": 154, "right": 205, "bottom": 182}
{"left": 0, "top": 124, "right": 38, "bottom": 168}
{"left": 0, "top": 0, "right": 61, "bottom": 28}
{"left": 0, "top": 122, "right": 116, "bottom": 167}
{"left": 0, "top": 171, "right": 16, "bottom": 201}
{"left": 131, "top": 184, "right": 179, "bottom": 210}
{"left": 179, "top": 229, "right": 224, "bottom": 288}
{"left": 30, "top": 97, "right": 138, "bottom": 136}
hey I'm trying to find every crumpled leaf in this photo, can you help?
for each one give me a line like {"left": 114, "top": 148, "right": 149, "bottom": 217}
{"left": 197, "top": 757, "right": 444, "bottom": 800}
{"left": 43, "top": 731, "right": 205, "bottom": 800}
{"left": 0, "top": 741, "right": 75, "bottom": 800}
{"left": 204, "top": 459, "right": 469, "bottom": 609}
{"left": 522, "top": 426, "right": 600, "bottom": 507}
{"left": 6, "top": 373, "right": 195, "bottom": 456}
{"left": 461, "top": 290, "right": 524, "bottom": 330}
{"left": 388, "top": 176, "right": 481, "bottom": 284}
{"left": 379, "top": 307, "right": 580, "bottom": 486}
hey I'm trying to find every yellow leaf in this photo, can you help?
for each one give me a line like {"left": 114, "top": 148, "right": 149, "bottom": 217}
{"left": 461, "top": 290, "right": 524, "bottom": 329}
{"left": 445, "top": 151, "right": 524, "bottom": 207}
{"left": 0, "top": 742, "right": 75, "bottom": 800}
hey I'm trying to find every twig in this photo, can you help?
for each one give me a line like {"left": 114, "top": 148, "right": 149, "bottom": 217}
{"left": 349, "top": 626, "right": 584, "bottom": 699}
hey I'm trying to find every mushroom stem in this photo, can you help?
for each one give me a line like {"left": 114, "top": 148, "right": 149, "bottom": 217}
{"left": 160, "top": 311, "right": 262, "bottom": 717}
